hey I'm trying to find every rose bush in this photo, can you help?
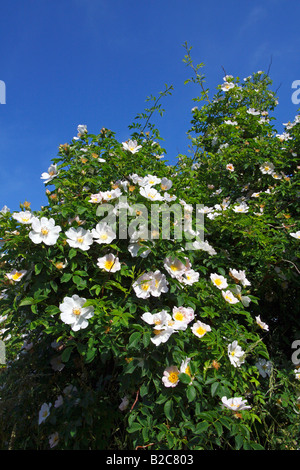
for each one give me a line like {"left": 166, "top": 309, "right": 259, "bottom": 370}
{"left": 0, "top": 47, "right": 299, "bottom": 450}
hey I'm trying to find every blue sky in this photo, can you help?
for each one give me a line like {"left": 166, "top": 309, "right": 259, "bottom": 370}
{"left": 1, "top": 0, "right": 299, "bottom": 213}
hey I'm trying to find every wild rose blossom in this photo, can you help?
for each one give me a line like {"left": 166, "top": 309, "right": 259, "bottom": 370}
{"left": 65, "top": 227, "right": 93, "bottom": 251}
{"left": 59, "top": 294, "right": 94, "bottom": 331}
{"left": 221, "top": 396, "right": 251, "bottom": 411}
{"left": 29, "top": 216, "right": 61, "bottom": 246}
{"left": 162, "top": 366, "right": 180, "bottom": 388}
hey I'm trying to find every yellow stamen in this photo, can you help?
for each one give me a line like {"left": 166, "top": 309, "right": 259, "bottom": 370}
{"left": 174, "top": 312, "right": 184, "bottom": 322}
{"left": 196, "top": 326, "right": 206, "bottom": 336}
{"left": 168, "top": 372, "right": 179, "bottom": 384}
{"left": 104, "top": 260, "right": 114, "bottom": 270}
{"left": 72, "top": 307, "right": 81, "bottom": 316}
{"left": 141, "top": 283, "right": 150, "bottom": 291}
{"left": 12, "top": 272, "right": 23, "bottom": 281}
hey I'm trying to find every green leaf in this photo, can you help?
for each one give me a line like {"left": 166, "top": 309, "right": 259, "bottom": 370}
{"left": 140, "top": 382, "right": 148, "bottom": 398}
{"left": 19, "top": 297, "right": 35, "bottom": 306}
{"left": 186, "top": 385, "right": 197, "bottom": 402}
{"left": 34, "top": 263, "right": 43, "bottom": 275}
{"left": 250, "top": 442, "right": 265, "bottom": 450}
{"left": 164, "top": 399, "right": 174, "bottom": 421}
{"left": 235, "top": 434, "right": 243, "bottom": 450}
{"left": 195, "top": 421, "right": 209, "bottom": 434}
{"left": 61, "top": 347, "right": 73, "bottom": 363}
{"left": 85, "top": 347, "right": 97, "bottom": 363}
{"left": 61, "top": 272, "right": 73, "bottom": 283}
{"left": 179, "top": 372, "right": 193, "bottom": 385}
{"left": 68, "top": 248, "right": 77, "bottom": 259}
{"left": 142, "top": 330, "right": 151, "bottom": 348}
{"left": 127, "top": 422, "right": 143, "bottom": 433}
{"left": 45, "top": 305, "right": 60, "bottom": 315}
{"left": 211, "top": 381, "right": 220, "bottom": 397}
{"left": 213, "top": 421, "right": 223, "bottom": 437}
{"left": 105, "top": 280, "right": 128, "bottom": 294}
{"left": 128, "top": 332, "right": 141, "bottom": 349}
{"left": 50, "top": 280, "right": 58, "bottom": 292}
{"left": 72, "top": 275, "right": 87, "bottom": 289}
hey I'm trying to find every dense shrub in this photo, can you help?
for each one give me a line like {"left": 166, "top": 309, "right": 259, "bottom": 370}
{"left": 0, "top": 47, "right": 299, "bottom": 450}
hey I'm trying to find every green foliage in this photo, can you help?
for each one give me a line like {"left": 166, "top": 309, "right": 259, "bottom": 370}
{"left": 0, "top": 46, "right": 299, "bottom": 450}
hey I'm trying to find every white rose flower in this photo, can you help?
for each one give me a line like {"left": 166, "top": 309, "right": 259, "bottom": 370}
{"left": 247, "top": 108, "right": 260, "bottom": 115}
{"left": 140, "top": 175, "right": 161, "bottom": 187}
{"left": 160, "top": 177, "right": 173, "bottom": 191}
{"left": 290, "top": 231, "right": 300, "bottom": 240}
{"left": 91, "top": 222, "right": 116, "bottom": 244}
{"left": 221, "top": 396, "right": 251, "bottom": 411}
{"left": 139, "top": 185, "right": 163, "bottom": 201}
{"left": 180, "top": 358, "right": 193, "bottom": 384}
{"left": 255, "top": 315, "right": 269, "bottom": 331}
{"left": 29, "top": 217, "right": 61, "bottom": 246}
{"left": 228, "top": 341, "right": 245, "bottom": 367}
{"left": 128, "top": 240, "right": 151, "bottom": 258}
{"left": 59, "top": 294, "right": 94, "bottom": 331}
{"left": 172, "top": 306, "right": 195, "bottom": 328}
{"left": 74, "top": 124, "right": 87, "bottom": 139}
{"left": 119, "top": 396, "right": 130, "bottom": 411}
{"left": 221, "top": 82, "right": 235, "bottom": 92}
{"left": 38, "top": 402, "right": 52, "bottom": 425}
{"left": 122, "top": 139, "right": 142, "bottom": 154}
{"left": 65, "top": 227, "right": 93, "bottom": 251}
{"left": 88, "top": 193, "right": 103, "bottom": 203}
{"left": 255, "top": 358, "right": 272, "bottom": 378}
{"left": 150, "top": 270, "right": 169, "bottom": 297}
{"left": 49, "top": 432, "right": 59, "bottom": 449}
{"left": 232, "top": 203, "right": 249, "bottom": 213}
{"left": 12, "top": 211, "right": 35, "bottom": 224}
{"left": 141, "top": 310, "right": 171, "bottom": 329}
{"left": 260, "top": 161, "right": 275, "bottom": 174}
{"left": 163, "top": 256, "right": 191, "bottom": 279}
{"left": 191, "top": 320, "right": 211, "bottom": 338}
{"left": 41, "top": 164, "right": 59, "bottom": 184}
{"left": 6, "top": 269, "right": 27, "bottom": 282}
{"left": 163, "top": 192, "right": 177, "bottom": 202}
{"left": 229, "top": 268, "right": 251, "bottom": 287}
{"left": 151, "top": 327, "right": 175, "bottom": 346}
{"left": 210, "top": 273, "right": 228, "bottom": 289}
{"left": 101, "top": 188, "right": 122, "bottom": 201}
{"left": 226, "top": 163, "right": 235, "bottom": 172}
{"left": 222, "top": 290, "right": 240, "bottom": 304}
{"left": 231, "top": 285, "right": 251, "bottom": 307}
{"left": 133, "top": 273, "right": 155, "bottom": 299}
{"left": 162, "top": 366, "right": 180, "bottom": 388}
{"left": 97, "top": 253, "right": 121, "bottom": 272}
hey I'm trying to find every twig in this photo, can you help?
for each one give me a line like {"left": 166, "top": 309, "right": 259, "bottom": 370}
{"left": 130, "top": 388, "right": 140, "bottom": 412}
{"left": 267, "top": 55, "right": 273, "bottom": 76}
{"left": 282, "top": 259, "right": 300, "bottom": 275}
{"left": 135, "top": 443, "right": 155, "bottom": 450}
